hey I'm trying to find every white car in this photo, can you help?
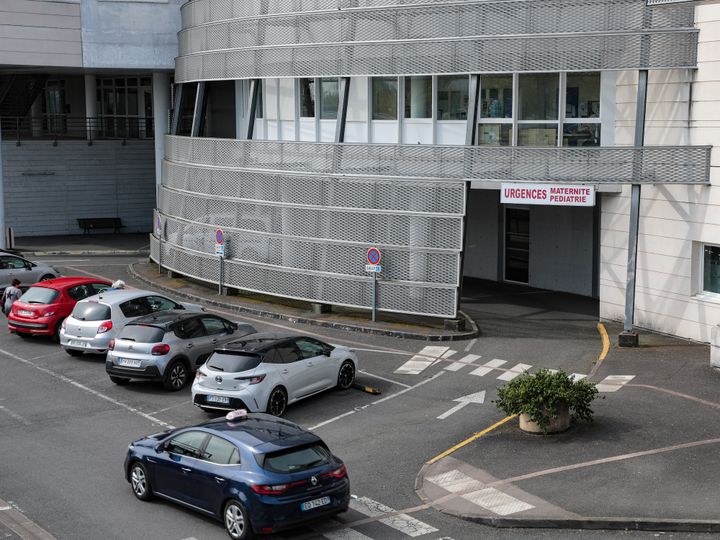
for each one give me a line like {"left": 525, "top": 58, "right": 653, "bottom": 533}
{"left": 191, "top": 333, "right": 358, "bottom": 416}
{"left": 0, "top": 252, "right": 60, "bottom": 290}
{"left": 60, "top": 289, "right": 203, "bottom": 356}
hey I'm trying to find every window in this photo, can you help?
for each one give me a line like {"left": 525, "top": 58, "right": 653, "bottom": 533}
{"left": 299, "top": 79, "right": 315, "bottom": 118}
{"left": 20, "top": 287, "right": 59, "bottom": 305}
{"left": 165, "top": 431, "right": 208, "bottom": 458}
{"left": 72, "top": 302, "right": 111, "bottom": 321}
{"left": 208, "top": 351, "right": 262, "bottom": 372}
{"left": 519, "top": 73, "right": 559, "bottom": 121}
{"left": 704, "top": 245, "right": 720, "bottom": 294}
{"left": 146, "top": 296, "right": 181, "bottom": 312}
{"left": 372, "top": 77, "right": 398, "bottom": 120}
{"left": 477, "top": 123, "right": 512, "bottom": 146}
{"left": 404, "top": 76, "right": 432, "bottom": 119}
{"left": 295, "top": 338, "right": 326, "bottom": 359}
{"left": 120, "top": 297, "right": 152, "bottom": 318}
{"left": 272, "top": 343, "right": 301, "bottom": 363}
{"left": 480, "top": 75, "right": 512, "bottom": 119}
{"left": 319, "top": 78, "right": 339, "bottom": 120}
{"left": 0, "top": 256, "right": 27, "bottom": 270}
{"left": 201, "top": 316, "right": 227, "bottom": 335}
{"left": 174, "top": 317, "right": 205, "bottom": 339}
{"left": 119, "top": 325, "right": 165, "bottom": 343}
{"left": 566, "top": 73, "right": 600, "bottom": 119}
{"left": 204, "top": 436, "right": 241, "bottom": 465}
{"left": 91, "top": 283, "right": 111, "bottom": 294}
{"left": 437, "top": 76, "right": 468, "bottom": 120}
{"left": 562, "top": 123, "right": 600, "bottom": 147}
{"left": 261, "top": 444, "right": 331, "bottom": 473}
{"left": 67, "top": 285, "right": 93, "bottom": 301}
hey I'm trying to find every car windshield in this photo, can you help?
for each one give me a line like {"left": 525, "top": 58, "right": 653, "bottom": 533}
{"left": 119, "top": 325, "right": 165, "bottom": 343}
{"left": 71, "top": 302, "right": 111, "bottom": 321}
{"left": 207, "top": 352, "right": 262, "bottom": 373}
{"left": 20, "top": 287, "right": 59, "bottom": 305}
{"left": 260, "top": 444, "right": 331, "bottom": 473}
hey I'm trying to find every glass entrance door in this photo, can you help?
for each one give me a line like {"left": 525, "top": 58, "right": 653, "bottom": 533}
{"left": 505, "top": 208, "right": 529, "bottom": 283}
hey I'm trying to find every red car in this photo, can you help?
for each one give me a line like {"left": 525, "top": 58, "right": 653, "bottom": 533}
{"left": 8, "top": 277, "right": 112, "bottom": 341}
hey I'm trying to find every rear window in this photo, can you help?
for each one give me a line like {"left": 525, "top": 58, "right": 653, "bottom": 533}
{"left": 119, "top": 324, "right": 165, "bottom": 343}
{"left": 71, "top": 302, "right": 111, "bottom": 321}
{"left": 207, "top": 352, "right": 262, "bottom": 373}
{"left": 261, "top": 444, "right": 331, "bottom": 473}
{"left": 20, "top": 287, "right": 59, "bottom": 305}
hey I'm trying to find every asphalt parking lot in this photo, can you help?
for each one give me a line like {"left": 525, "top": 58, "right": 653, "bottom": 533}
{"left": 0, "top": 256, "right": 718, "bottom": 540}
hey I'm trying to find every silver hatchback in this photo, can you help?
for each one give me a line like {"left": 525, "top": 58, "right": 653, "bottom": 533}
{"left": 106, "top": 311, "right": 256, "bottom": 391}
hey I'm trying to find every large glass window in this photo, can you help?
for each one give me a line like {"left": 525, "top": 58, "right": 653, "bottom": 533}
{"left": 562, "top": 123, "right": 600, "bottom": 147}
{"left": 404, "top": 76, "right": 432, "bottom": 119}
{"left": 437, "top": 76, "right": 469, "bottom": 120}
{"left": 480, "top": 75, "right": 512, "bottom": 119}
{"left": 477, "top": 123, "right": 512, "bottom": 146}
{"left": 372, "top": 77, "right": 398, "bottom": 120}
{"left": 518, "top": 125, "right": 558, "bottom": 146}
{"left": 319, "top": 78, "right": 339, "bottom": 120}
{"left": 299, "top": 78, "right": 315, "bottom": 118}
{"left": 704, "top": 245, "right": 720, "bottom": 294}
{"left": 566, "top": 72, "right": 600, "bottom": 119}
{"left": 519, "top": 74, "right": 559, "bottom": 121}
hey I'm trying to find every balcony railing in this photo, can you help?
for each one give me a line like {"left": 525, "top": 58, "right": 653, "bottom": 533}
{"left": 0, "top": 116, "right": 154, "bottom": 142}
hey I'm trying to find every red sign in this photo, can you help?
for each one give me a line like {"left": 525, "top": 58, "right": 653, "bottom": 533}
{"left": 215, "top": 229, "right": 225, "bottom": 244}
{"left": 501, "top": 183, "right": 595, "bottom": 207}
{"left": 367, "top": 247, "right": 381, "bottom": 265}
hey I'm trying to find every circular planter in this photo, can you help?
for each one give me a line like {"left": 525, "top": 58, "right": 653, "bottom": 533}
{"left": 519, "top": 405, "right": 571, "bottom": 434}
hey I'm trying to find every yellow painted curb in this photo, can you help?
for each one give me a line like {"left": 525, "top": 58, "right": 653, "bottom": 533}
{"left": 427, "top": 414, "right": 518, "bottom": 465}
{"left": 597, "top": 322, "right": 610, "bottom": 363}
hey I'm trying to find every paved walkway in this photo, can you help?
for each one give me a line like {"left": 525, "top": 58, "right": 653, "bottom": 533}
{"left": 14, "top": 233, "right": 149, "bottom": 256}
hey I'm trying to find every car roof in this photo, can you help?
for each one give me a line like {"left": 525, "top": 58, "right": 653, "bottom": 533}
{"left": 218, "top": 332, "right": 302, "bottom": 353}
{"left": 31, "top": 277, "right": 110, "bottom": 290}
{"left": 82, "top": 289, "right": 160, "bottom": 305}
{"left": 200, "top": 413, "right": 321, "bottom": 453}
{"left": 128, "top": 310, "right": 203, "bottom": 329}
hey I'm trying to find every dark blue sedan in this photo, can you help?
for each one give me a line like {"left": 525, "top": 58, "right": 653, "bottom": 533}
{"left": 124, "top": 410, "right": 350, "bottom": 539}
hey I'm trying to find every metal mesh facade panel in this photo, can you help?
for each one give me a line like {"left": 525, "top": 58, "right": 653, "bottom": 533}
{"left": 165, "top": 136, "right": 711, "bottom": 184}
{"left": 152, "top": 236, "right": 458, "bottom": 317}
{"left": 175, "top": 0, "right": 697, "bottom": 81}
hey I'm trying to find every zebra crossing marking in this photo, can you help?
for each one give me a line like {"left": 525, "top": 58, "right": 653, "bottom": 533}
{"left": 445, "top": 354, "right": 481, "bottom": 372}
{"left": 350, "top": 496, "right": 438, "bottom": 537}
{"left": 426, "top": 469, "right": 484, "bottom": 493}
{"left": 596, "top": 375, "right": 635, "bottom": 392}
{"left": 496, "top": 363, "right": 532, "bottom": 381}
{"left": 469, "top": 358, "right": 506, "bottom": 377}
{"left": 321, "top": 527, "right": 373, "bottom": 540}
{"left": 462, "top": 487, "right": 535, "bottom": 516}
{"left": 395, "top": 346, "right": 455, "bottom": 375}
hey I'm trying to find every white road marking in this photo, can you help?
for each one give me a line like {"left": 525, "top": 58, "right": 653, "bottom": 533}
{"left": 0, "top": 405, "right": 31, "bottom": 426}
{"left": 149, "top": 400, "right": 193, "bottom": 415}
{"left": 426, "top": 469, "right": 484, "bottom": 493}
{"left": 570, "top": 373, "right": 587, "bottom": 381}
{"left": 395, "top": 346, "right": 450, "bottom": 375}
{"left": 596, "top": 375, "right": 635, "bottom": 392}
{"left": 0, "top": 347, "right": 175, "bottom": 429}
{"left": 469, "top": 358, "right": 506, "bottom": 377}
{"left": 437, "top": 391, "right": 486, "bottom": 420}
{"left": 358, "top": 369, "right": 411, "bottom": 389}
{"left": 318, "top": 527, "right": 373, "bottom": 540}
{"left": 462, "top": 487, "right": 534, "bottom": 516}
{"left": 0, "top": 506, "right": 11, "bottom": 511}
{"left": 445, "top": 354, "right": 481, "bottom": 372}
{"left": 496, "top": 363, "right": 532, "bottom": 381}
{"left": 308, "top": 410, "right": 357, "bottom": 431}
{"left": 464, "top": 338, "right": 477, "bottom": 352}
{"left": 350, "top": 496, "right": 438, "bottom": 537}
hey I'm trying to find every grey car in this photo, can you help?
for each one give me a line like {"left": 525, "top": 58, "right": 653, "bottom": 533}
{"left": 0, "top": 252, "right": 59, "bottom": 290}
{"left": 106, "top": 311, "right": 256, "bottom": 391}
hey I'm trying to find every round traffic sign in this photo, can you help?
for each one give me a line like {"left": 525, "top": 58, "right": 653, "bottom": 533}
{"left": 367, "top": 247, "right": 381, "bottom": 265}
{"left": 215, "top": 229, "right": 225, "bottom": 245}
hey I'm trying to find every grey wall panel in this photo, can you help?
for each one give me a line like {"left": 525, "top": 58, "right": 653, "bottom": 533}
{"left": 1, "top": 141, "right": 155, "bottom": 236}
{"left": 529, "top": 206, "right": 595, "bottom": 297}
{"left": 175, "top": 0, "right": 697, "bottom": 82}
{"left": 464, "top": 189, "right": 500, "bottom": 281}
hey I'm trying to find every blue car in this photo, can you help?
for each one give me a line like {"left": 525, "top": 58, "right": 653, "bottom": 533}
{"left": 124, "top": 410, "right": 350, "bottom": 539}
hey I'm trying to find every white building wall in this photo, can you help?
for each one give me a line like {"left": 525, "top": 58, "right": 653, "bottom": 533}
{"left": 599, "top": 5, "right": 720, "bottom": 342}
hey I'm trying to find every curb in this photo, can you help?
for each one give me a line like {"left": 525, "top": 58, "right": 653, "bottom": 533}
{"left": 128, "top": 263, "right": 480, "bottom": 342}
{"left": 414, "top": 463, "right": 720, "bottom": 534}
{"left": 18, "top": 249, "right": 150, "bottom": 257}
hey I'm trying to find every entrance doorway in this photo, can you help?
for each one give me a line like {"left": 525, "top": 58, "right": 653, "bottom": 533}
{"left": 504, "top": 207, "right": 529, "bottom": 283}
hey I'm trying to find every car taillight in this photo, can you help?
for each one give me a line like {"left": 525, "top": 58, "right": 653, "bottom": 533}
{"left": 108, "top": 339, "right": 115, "bottom": 351}
{"left": 97, "top": 321, "right": 113, "bottom": 334}
{"left": 151, "top": 344, "right": 170, "bottom": 356}
{"left": 195, "top": 369, "right": 206, "bottom": 380}
{"left": 250, "top": 480, "right": 305, "bottom": 495}
{"left": 236, "top": 374, "right": 266, "bottom": 385}
{"left": 325, "top": 464, "right": 347, "bottom": 479}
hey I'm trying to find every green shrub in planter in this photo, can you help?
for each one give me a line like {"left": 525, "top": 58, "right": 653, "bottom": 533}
{"left": 494, "top": 369, "right": 600, "bottom": 434}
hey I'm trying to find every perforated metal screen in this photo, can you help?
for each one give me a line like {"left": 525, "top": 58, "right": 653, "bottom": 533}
{"left": 175, "top": 0, "right": 697, "bottom": 82}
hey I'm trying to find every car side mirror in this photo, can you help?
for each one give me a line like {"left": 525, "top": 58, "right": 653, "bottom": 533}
{"left": 155, "top": 441, "right": 167, "bottom": 453}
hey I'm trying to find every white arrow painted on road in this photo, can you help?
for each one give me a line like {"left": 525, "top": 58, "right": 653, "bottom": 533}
{"left": 437, "top": 390, "right": 486, "bottom": 420}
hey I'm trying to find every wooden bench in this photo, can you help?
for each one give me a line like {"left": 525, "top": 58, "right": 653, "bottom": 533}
{"left": 77, "top": 217, "right": 124, "bottom": 234}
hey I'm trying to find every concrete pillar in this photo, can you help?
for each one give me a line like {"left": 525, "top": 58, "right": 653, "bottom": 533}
{"left": 152, "top": 72, "right": 170, "bottom": 186}
{"left": 31, "top": 95, "right": 43, "bottom": 138}
{"left": 84, "top": 74, "right": 97, "bottom": 141}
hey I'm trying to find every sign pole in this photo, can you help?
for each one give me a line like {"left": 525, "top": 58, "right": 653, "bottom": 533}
{"left": 218, "top": 253, "right": 223, "bottom": 295}
{"left": 366, "top": 247, "right": 382, "bottom": 323}
{"left": 372, "top": 272, "right": 377, "bottom": 322}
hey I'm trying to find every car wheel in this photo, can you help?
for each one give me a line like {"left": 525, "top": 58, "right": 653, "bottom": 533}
{"left": 224, "top": 499, "right": 252, "bottom": 540}
{"left": 65, "top": 348, "right": 83, "bottom": 357}
{"left": 337, "top": 360, "right": 355, "bottom": 390}
{"left": 110, "top": 376, "right": 130, "bottom": 385}
{"left": 163, "top": 360, "right": 188, "bottom": 391}
{"left": 130, "top": 462, "right": 153, "bottom": 501}
{"left": 53, "top": 320, "right": 64, "bottom": 343}
{"left": 39, "top": 274, "right": 55, "bottom": 281}
{"left": 266, "top": 387, "right": 287, "bottom": 417}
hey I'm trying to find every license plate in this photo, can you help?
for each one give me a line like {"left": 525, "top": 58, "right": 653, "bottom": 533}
{"left": 68, "top": 340, "right": 86, "bottom": 348}
{"left": 301, "top": 497, "right": 331, "bottom": 511}
{"left": 18, "top": 310, "right": 33, "bottom": 317}
{"left": 206, "top": 395, "right": 230, "bottom": 404}
{"left": 118, "top": 358, "right": 142, "bottom": 368}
